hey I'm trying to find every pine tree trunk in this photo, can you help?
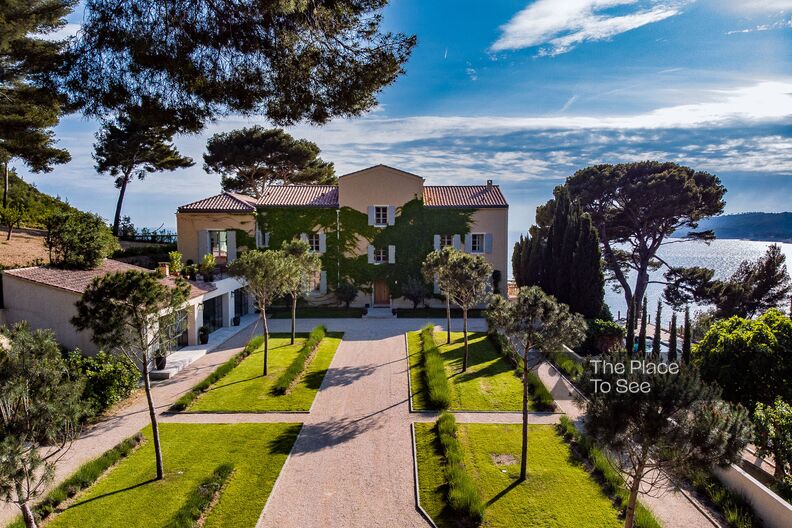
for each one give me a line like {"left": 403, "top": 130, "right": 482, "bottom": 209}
{"left": 290, "top": 295, "right": 297, "bottom": 345}
{"left": 262, "top": 308, "right": 269, "bottom": 376}
{"left": 774, "top": 447, "right": 785, "bottom": 480}
{"left": 2, "top": 161, "right": 8, "bottom": 209}
{"left": 112, "top": 174, "right": 131, "bottom": 236}
{"left": 624, "top": 459, "right": 646, "bottom": 528}
{"left": 520, "top": 343, "right": 530, "bottom": 481}
{"left": 142, "top": 361, "right": 164, "bottom": 480}
{"left": 20, "top": 501, "right": 37, "bottom": 528}
{"left": 462, "top": 308, "right": 469, "bottom": 372}
{"left": 445, "top": 295, "right": 451, "bottom": 344}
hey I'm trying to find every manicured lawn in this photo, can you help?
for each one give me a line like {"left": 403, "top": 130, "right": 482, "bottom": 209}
{"left": 414, "top": 423, "right": 623, "bottom": 528}
{"left": 396, "top": 308, "right": 484, "bottom": 318}
{"left": 188, "top": 333, "right": 342, "bottom": 412}
{"left": 48, "top": 423, "right": 300, "bottom": 528}
{"left": 270, "top": 306, "right": 365, "bottom": 318}
{"left": 408, "top": 331, "right": 528, "bottom": 411}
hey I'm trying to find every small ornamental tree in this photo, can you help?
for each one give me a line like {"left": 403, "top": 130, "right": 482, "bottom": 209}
{"left": 402, "top": 276, "right": 429, "bottom": 310}
{"left": 335, "top": 279, "right": 358, "bottom": 309}
{"left": 228, "top": 249, "right": 289, "bottom": 375}
{"left": 422, "top": 247, "right": 455, "bottom": 345}
{"left": 72, "top": 270, "right": 190, "bottom": 480}
{"left": 280, "top": 239, "right": 321, "bottom": 344}
{"left": 0, "top": 324, "right": 86, "bottom": 528}
{"left": 204, "top": 127, "right": 336, "bottom": 197}
{"left": 438, "top": 249, "right": 493, "bottom": 372}
{"left": 753, "top": 397, "right": 792, "bottom": 481}
{"left": 667, "top": 312, "right": 678, "bottom": 363}
{"left": 44, "top": 210, "right": 119, "bottom": 269}
{"left": 583, "top": 351, "right": 751, "bottom": 528}
{"left": 488, "top": 286, "right": 587, "bottom": 481}
{"left": 652, "top": 299, "right": 663, "bottom": 358}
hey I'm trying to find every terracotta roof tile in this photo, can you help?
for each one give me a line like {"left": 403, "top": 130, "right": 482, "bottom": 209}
{"left": 178, "top": 192, "right": 256, "bottom": 213}
{"left": 424, "top": 185, "right": 508, "bottom": 208}
{"left": 256, "top": 185, "right": 338, "bottom": 208}
{"left": 2, "top": 259, "right": 215, "bottom": 299}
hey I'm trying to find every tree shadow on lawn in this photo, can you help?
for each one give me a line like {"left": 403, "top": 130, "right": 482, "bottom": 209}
{"left": 447, "top": 338, "right": 518, "bottom": 383}
{"left": 268, "top": 424, "right": 304, "bottom": 455}
{"left": 66, "top": 478, "right": 158, "bottom": 509}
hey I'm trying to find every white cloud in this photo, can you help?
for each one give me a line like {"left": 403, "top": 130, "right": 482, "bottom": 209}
{"left": 720, "top": 0, "right": 792, "bottom": 12}
{"left": 491, "top": 0, "right": 685, "bottom": 55}
{"left": 726, "top": 17, "right": 792, "bottom": 34}
{"left": 36, "top": 23, "right": 81, "bottom": 41}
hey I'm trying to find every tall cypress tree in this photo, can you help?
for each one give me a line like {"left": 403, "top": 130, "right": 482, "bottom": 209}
{"left": 637, "top": 296, "right": 648, "bottom": 356}
{"left": 682, "top": 306, "right": 692, "bottom": 364}
{"left": 652, "top": 299, "right": 663, "bottom": 358}
{"left": 625, "top": 298, "right": 636, "bottom": 355}
{"left": 668, "top": 312, "right": 678, "bottom": 363}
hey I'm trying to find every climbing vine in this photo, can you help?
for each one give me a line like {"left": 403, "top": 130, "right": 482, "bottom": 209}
{"left": 254, "top": 199, "right": 472, "bottom": 297}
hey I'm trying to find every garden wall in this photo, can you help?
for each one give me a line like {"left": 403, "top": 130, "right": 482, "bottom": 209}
{"left": 714, "top": 463, "right": 792, "bottom": 528}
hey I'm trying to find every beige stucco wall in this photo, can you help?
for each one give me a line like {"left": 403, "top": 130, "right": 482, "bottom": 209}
{"left": 469, "top": 208, "right": 509, "bottom": 293}
{"left": 714, "top": 463, "right": 792, "bottom": 528}
{"left": 1, "top": 275, "right": 98, "bottom": 354}
{"left": 176, "top": 212, "right": 256, "bottom": 263}
{"left": 338, "top": 165, "right": 424, "bottom": 213}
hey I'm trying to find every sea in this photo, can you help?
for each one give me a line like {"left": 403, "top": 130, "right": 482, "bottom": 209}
{"left": 604, "top": 239, "right": 792, "bottom": 324}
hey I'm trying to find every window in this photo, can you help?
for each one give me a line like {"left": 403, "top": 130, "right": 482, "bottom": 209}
{"left": 440, "top": 234, "right": 454, "bottom": 247}
{"left": 373, "top": 247, "right": 388, "bottom": 264}
{"left": 470, "top": 233, "right": 484, "bottom": 253}
{"left": 209, "top": 230, "right": 228, "bottom": 258}
{"left": 374, "top": 206, "right": 388, "bottom": 226}
{"left": 309, "top": 270, "right": 322, "bottom": 292}
{"left": 307, "top": 233, "right": 320, "bottom": 252}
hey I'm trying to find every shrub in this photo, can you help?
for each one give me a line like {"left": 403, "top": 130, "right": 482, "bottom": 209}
{"left": 164, "top": 464, "right": 234, "bottom": 528}
{"left": 335, "top": 279, "right": 358, "bottom": 308}
{"left": 68, "top": 350, "right": 139, "bottom": 415}
{"left": 9, "top": 433, "right": 143, "bottom": 527}
{"left": 170, "top": 336, "right": 264, "bottom": 411}
{"left": 421, "top": 325, "right": 450, "bottom": 409}
{"left": 436, "top": 412, "right": 484, "bottom": 522}
{"left": 44, "top": 210, "right": 119, "bottom": 269}
{"left": 686, "top": 468, "right": 759, "bottom": 528}
{"left": 272, "top": 325, "right": 326, "bottom": 395}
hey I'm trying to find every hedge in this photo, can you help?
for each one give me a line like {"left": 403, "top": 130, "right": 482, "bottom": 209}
{"left": 9, "top": 433, "right": 144, "bottom": 527}
{"left": 421, "top": 324, "right": 450, "bottom": 409}
{"left": 271, "top": 325, "right": 326, "bottom": 395}
{"left": 170, "top": 336, "right": 264, "bottom": 411}
{"left": 436, "top": 412, "right": 484, "bottom": 522}
{"left": 556, "top": 416, "right": 661, "bottom": 528}
{"left": 164, "top": 463, "right": 234, "bottom": 528}
{"left": 67, "top": 350, "right": 140, "bottom": 416}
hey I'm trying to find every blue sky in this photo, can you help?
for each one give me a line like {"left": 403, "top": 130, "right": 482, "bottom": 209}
{"left": 20, "top": 0, "right": 792, "bottom": 243}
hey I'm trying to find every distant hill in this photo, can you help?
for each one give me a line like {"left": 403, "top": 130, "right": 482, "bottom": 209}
{"left": 5, "top": 171, "right": 80, "bottom": 228}
{"left": 676, "top": 212, "right": 792, "bottom": 243}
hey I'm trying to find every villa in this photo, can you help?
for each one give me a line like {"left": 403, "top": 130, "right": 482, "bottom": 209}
{"left": 176, "top": 164, "right": 509, "bottom": 309}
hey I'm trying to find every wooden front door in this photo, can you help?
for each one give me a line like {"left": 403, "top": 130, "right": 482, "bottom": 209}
{"left": 373, "top": 280, "right": 390, "bottom": 306}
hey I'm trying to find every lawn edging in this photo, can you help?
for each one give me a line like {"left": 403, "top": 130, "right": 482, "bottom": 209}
{"left": 411, "top": 422, "right": 440, "bottom": 528}
{"left": 556, "top": 416, "right": 662, "bottom": 528}
{"left": 169, "top": 335, "right": 265, "bottom": 411}
{"left": 272, "top": 325, "right": 326, "bottom": 395}
{"left": 421, "top": 324, "right": 451, "bottom": 410}
{"left": 9, "top": 433, "right": 144, "bottom": 528}
{"left": 164, "top": 463, "right": 234, "bottom": 528}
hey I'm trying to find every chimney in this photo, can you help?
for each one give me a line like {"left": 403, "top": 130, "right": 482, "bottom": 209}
{"left": 486, "top": 179, "right": 493, "bottom": 189}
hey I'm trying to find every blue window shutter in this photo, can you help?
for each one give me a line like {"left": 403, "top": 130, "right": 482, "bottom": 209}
{"left": 255, "top": 226, "right": 263, "bottom": 248}
{"left": 226, "top": 230, "right": 237, "bottom": 262}
{"left": 367, "top": 206, "right": 375, "bottom": 226}
{"left": 464, "top": 233, "right": 472, "bottom": 253}
{"left": 388, "top": 245, "right": 396, "bottom": 264}
{"left": 319, "top": 271, "right": 327, "bottom": 294}
{"left": 433, "top": 234, "right": 440, "bottom": 250}
{"left": 453, "top": 234, "right": 462, "bottom": 250}
{"left": 387, "top": 206, "right": 395, "bottom": 226}
{"left": 319, "top": 233, "right": 327, "bottom": 253}
{"left": 484, "top": 233, "right": 493, "bottom": 254}
{"left": 197, "top": 230, "right": 210, "bottom": 258}
{"left": 433, "top": 275, "right": 440, "bottom": 294}
{"left": 264, "top": 232, "right": 270, "bottom": 248}
{"left": 300, "top": 232, "right": 308, "bottom": 243}
{"left": 367, "top": 245, "right": 374, "bottom": 264}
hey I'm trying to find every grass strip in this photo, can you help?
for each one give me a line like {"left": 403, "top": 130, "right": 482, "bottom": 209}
{"left": 9, "top": 433, "right": 144, "bottom": 528}
{"left": 487, "top": 332, "right": 555, "bottom": 411}
{"left": 164, "top": 463, "right": 234, "bottom": 528}
{"left": 685, "top": 468, "right": 760, "bottom": 528}
{"left": 271, "top": 325, "right": 326, "bottom": 395}
{"left": 170, "top": 336, "right": 264, "bottom": 412}
{"left": 421, "top": 324, "right": 451, "bottom": 409}
{"left": 436, "top": 412, "right": 484, "bottom": 523}
{"left": 556, "top": 416, "right": 661, "bottom": 528}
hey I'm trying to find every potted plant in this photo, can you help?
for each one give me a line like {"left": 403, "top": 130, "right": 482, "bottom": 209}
{"left": 232, "top": 315, "right": 241, "bottom": 326}
{"left": 201, "top": 254, "right": 217, "bottom": 282}
{"left": 154, "top": 353, "right": 167, "bottom": 370}
{"left": 199, "top": 325, "right": 210, "bottom": 344}
{"left": 168, "top": 250, "right": 183, "bottom": 276}
{"left": 185, "top": 264, "right": 197, "bottom": 281}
